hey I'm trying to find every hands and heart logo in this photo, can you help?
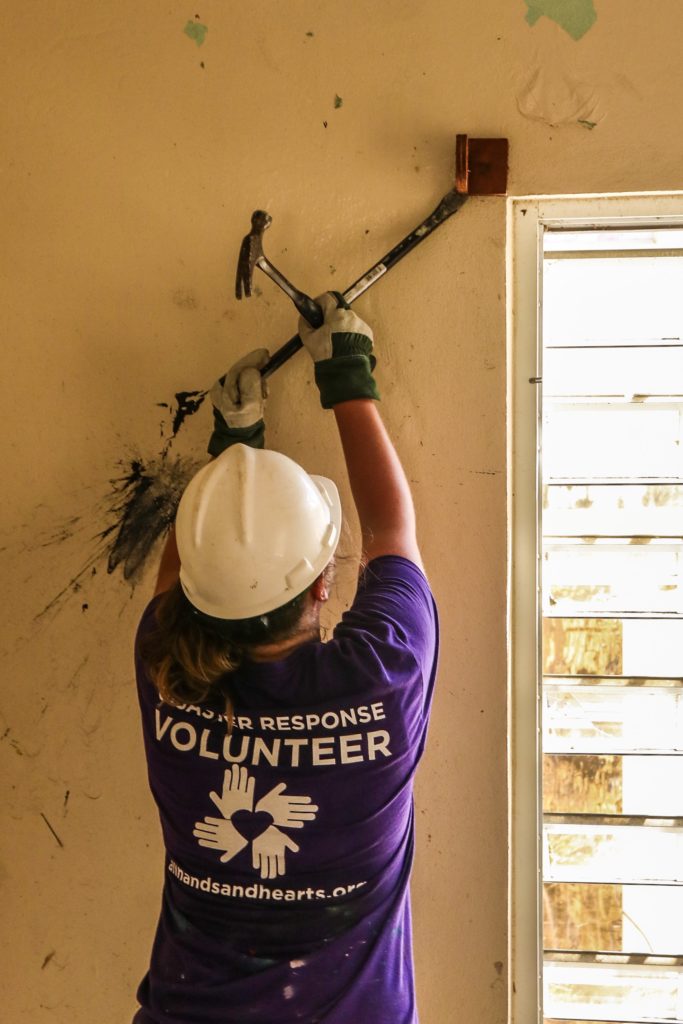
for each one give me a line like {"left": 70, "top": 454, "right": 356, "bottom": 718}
{"left": 193, "top": 765, "right": 319, "bottom": 880}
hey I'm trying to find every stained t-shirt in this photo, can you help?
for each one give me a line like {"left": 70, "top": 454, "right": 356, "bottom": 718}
{"left": 133, "top": 556, "right": 438, "bottom": 1024}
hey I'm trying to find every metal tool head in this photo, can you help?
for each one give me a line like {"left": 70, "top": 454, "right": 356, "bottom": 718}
{"left": 235, "top": 209, "right": 272, "bottom": 299}
{"left": 455, "top": 135, "right": 509, "bottom": 196}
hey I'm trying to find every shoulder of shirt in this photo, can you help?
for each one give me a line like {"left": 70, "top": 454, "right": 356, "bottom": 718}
{"left": 362, "top": 554, "right": 431, "bottom": 586}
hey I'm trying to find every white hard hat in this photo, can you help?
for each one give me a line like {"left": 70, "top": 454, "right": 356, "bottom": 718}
{"left": 175, "top": 444, "right": 342, "bottom": 620}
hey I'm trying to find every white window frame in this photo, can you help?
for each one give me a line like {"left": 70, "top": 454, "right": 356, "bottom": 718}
{"left": 507, "top": 191, "right": 683, "bottom": 1024}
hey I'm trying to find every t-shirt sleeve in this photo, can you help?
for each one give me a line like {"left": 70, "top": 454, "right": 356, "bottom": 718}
{"left": 134, "top": 595, "right": 164, "bottom": 708}
{"left": 331, "top": 555, "right": 438, "bottom": 688}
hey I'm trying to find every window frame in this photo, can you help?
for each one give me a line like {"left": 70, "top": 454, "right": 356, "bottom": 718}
{"left": 507, "top": 192, "right": 683, "bottom": 1024}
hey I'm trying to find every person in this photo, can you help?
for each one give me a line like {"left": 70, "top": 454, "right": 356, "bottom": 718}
{"left": 132, "top": 293, "right": 439, "bottom": 1024}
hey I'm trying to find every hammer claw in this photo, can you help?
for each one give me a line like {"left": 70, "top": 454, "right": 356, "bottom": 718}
{"left": 235, "top": 237, "right": 254, "bottom": 299}
{"left": 235, "top": 210, "right": 323, "bottom": 327}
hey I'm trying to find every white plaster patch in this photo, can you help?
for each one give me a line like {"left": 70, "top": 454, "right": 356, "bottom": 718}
{"left": 516, "top": 65, "right": 600, "bottom": 127}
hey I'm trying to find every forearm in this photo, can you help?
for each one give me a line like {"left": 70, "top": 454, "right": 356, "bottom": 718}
{"left": 333, "top": 400, "right": 422, "bottom": 568}
{"left": 154, "top": 526, "right": 180, "bottom": 596}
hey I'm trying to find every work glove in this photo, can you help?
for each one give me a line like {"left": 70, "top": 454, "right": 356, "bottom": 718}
{"left": 207, "top": 348, "right": 269, "bottom": 457}
{"left": 298, "top": 292, "right": 380, "bottom": 409}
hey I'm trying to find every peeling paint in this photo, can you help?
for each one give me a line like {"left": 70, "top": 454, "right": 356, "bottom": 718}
{"left": 524, "top": 0, "right": 597, "bottom": 40}
{"left": 183, "top": 20, "right": 208, "bottom": 47}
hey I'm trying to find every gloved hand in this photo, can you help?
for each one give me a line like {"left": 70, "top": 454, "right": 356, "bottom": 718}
{"left": 298, "top": 292, "right": 380, "bottom": 409}
{"left": 207, "top": 348, "right": 269, "bottom": 457}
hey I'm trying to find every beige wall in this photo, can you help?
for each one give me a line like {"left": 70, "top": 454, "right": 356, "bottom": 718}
{"left": 2, "top": 2, "right": 682, "bottom": 1020}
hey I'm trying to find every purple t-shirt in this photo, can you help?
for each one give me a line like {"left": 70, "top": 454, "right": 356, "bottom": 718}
{"left": 133, "top": 556, "right": 438, "bottom": 1024}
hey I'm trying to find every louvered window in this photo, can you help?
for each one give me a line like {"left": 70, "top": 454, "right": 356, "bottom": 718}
{"left": 510, "top": 197, "right": 683, "bottom": 1024}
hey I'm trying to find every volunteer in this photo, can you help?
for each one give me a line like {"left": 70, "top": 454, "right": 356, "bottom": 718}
{"left": 133, "top": 293, "right": 439, "bottom": 1023}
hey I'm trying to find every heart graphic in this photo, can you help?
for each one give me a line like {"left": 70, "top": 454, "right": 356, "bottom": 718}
{"left": 231, "top": 809, "right": 274, "bottom": 842}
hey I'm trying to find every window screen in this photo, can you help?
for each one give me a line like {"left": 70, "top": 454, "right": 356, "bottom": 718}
{"left": 540, "top": 226, "right": 683, "bottom": 1023}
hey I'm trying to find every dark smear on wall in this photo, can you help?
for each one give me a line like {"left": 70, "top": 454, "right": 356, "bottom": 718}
{"left": 41, "top": 951, "right": 56, "bottom": 970}
{"left": 34, "top": 386, "right": 207, "bottom": 619}
{"left": 36, "top": 545, "right": 104, "bottom": 622}
{"left": 38, "top": 516, "right": 83, "bottom": 548}
{"left": 102, "top": 455, "right": 200, "bottom": 581}
{"left": 34, "top": 453, "right": 199, "bottom": 621}
{"left": 169, "top": 390, "right": 207, "bottom": 441}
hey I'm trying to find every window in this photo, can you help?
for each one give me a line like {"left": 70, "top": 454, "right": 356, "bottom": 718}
{"left": 509, "top": 195, "right": 683, "bottom": 1024}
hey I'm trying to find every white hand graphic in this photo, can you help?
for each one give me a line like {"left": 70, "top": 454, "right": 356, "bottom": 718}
{"left": 193, "top": 816, "right": 248, "bottom": 862}
{"left": 251, "top": 825, "right": 300, "bottom": 880}
{"left": 208, "top": 765, "right": 255, "bottom": 819}
{"left": 255, "top": 782, "right": 319, "bottom": 829}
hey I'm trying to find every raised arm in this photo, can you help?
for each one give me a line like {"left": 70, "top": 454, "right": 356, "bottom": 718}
{"left": 299, "top": 293, "right": 422, "bottom": 570}
{"left": 333, "top": 400, "right": 422, "bottom": 568}
{"left": 152, "top": 348, "right": 270, "bottom": 597}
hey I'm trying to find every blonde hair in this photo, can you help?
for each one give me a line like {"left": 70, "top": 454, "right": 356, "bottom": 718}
{"left": 138, "top": 578, "right": 326, "bottom": 711}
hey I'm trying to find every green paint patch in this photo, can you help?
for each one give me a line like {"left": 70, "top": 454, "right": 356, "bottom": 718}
{"left": 334, "top": 94, "right": 343, "bottom": 109}
{"left": 184, "top": 20, "right": 208, "bottom": 46}
{"left": 524, "top": 0, "right": 597, "bottom": 40}
{"left": 578, "top": 119, "right": 597, "bottom": 130}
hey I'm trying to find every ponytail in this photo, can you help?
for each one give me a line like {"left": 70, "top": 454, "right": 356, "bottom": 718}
{"left": 139, "top": 580, "right": 312, "bottom": 711}
{"left": 139, "top": 583, "right": 241, "bottom": 708}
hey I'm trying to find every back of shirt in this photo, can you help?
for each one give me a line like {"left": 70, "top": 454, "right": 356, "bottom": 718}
{"left": 134, "top": 555, "right": 438, "bottom": 1023}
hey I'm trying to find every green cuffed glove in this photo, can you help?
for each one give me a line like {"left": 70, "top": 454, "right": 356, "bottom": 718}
{"left": 298, "top": 292, "right": 380, "bottom": 409}
{"left": 207, "top": 348, "right": 269, "bottom": 457}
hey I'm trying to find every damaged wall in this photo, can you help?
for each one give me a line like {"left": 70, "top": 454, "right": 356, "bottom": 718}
{"left": 2, "top": 1, "right": 683, "bottom": 1021}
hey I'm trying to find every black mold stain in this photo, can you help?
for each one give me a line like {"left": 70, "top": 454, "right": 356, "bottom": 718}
{"left": 170, "top": 390, "right": 207, "bottom": 439}
{"left": 34, "top": 384, "right": 207, "bottom": 618}
{"left": 102, "top": 455, "right": 200, "bottom": 581}
{"left": 35, "top": 453, "right": 199, "bottom": 620}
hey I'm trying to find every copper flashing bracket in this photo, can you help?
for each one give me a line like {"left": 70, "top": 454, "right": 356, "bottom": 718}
{"left": 456, "top": 134, "right": 509, "bottom": 195}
